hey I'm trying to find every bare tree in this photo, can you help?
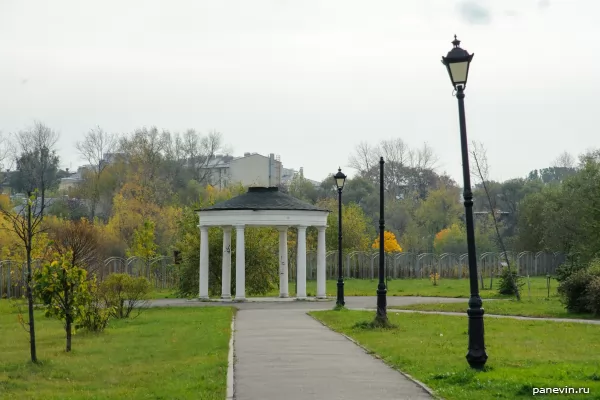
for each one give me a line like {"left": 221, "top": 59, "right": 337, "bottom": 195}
{"left": 182, "top": 129, "right": 223, "bottom": 185}
{"left": 0, "top": 132, "right": 14, "bottom": 169}
{"left": 348, "top": 141, "right": 378, "bottom": 174}
{"left": 470, "top": 141, "right": 521, "bottom": 301}
{"left": 75, "top": 126, "right": 117, "bottom": 221}
{"left": 0, "top": 191, "right": 48, "bottom": 363}
{"left": 552, "top": 151, "right": 575, "bottom": 169}
{"left": 0, "top": 133, "right": 15, "bottom": 185}
{"left": 47, "top": 218, "right": 100, "bottom": 274}
{"left": 410, "top": 142, "right": 439, "bottom": 171}
{"left": 14, "top": 122, "right": 60, "bottom": 217}
{"left": 162, "top": 131, "right": 187, "bottom": 185}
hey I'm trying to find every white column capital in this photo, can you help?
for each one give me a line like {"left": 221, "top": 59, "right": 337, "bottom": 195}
{"left": 277, "top": 226, "right": 289, "bottom": 232}
{"left": 234, "top": 224, "right": 245, "bottom": 230}
{"left": 222, "top": 226, "right": 232, "bottom": 233}
{"left": 296, "top": 225, "right": 308, "bottom": 230}
{"left": 200, "top": 225, "right": 208, "bottom": 232}
{"left": 317, "top": 225, "right": 327, "bottom": 232}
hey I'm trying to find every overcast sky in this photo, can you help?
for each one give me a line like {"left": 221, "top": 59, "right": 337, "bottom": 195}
{"left": 1, "top": 0, "right": 599, "bottom": 183}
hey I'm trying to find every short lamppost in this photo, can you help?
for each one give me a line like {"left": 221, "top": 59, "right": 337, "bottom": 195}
{"left": 333, "top": 167, "right": 347, "bottom": 307}
{"left": 441, "top": 35, "right": 488, "bottom": 369}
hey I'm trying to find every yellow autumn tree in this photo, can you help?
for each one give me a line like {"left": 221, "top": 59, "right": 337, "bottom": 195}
{"left": 372, "top": 231, "right": 403, "bottom": 253}
{"left": 433, "top": 223, "right": 467, "bottom": 254}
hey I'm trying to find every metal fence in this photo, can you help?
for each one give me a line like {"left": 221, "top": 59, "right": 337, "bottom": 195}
{"left": 1, "top": 251, "right": 565, "bottom": 299}
{"left": 0, "top": 256, "right": 179, "bottom": 299}
{"left": 288, "top": 250, "right": 566, "bottom": 282}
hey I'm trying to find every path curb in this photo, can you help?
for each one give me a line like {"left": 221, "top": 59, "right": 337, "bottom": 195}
{"left": 306, "top": 313, "right": 443, "bottom": 400}
{"left": 382, "top": 308, "right": 600, "bottom": 325}
{"left": 226, "top": 314, "right": 236, "bottom": 400}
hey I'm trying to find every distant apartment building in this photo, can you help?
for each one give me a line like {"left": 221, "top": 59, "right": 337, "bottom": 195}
{"left": 229, "top": 152, "right": 282, "bottom": 188}
{"left": 58, "top": 167, "right": 87, "bottom": 193}
{"left": 281, "top": 166, "right": 321, "bottom": 188}
{"left": 60, "top": 150, "right": 314, "bottom": 192}
{"left": 203, "top": 152, "right": 282, "bottom": 189}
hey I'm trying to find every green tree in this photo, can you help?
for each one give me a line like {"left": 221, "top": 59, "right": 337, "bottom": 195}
{"left": 316, "top": 198, "right": 373, "bottom": 251}
{"left": 75, "top": 126, "right": 117, "bottom": 221}
{"left": 0, "top": 191, "right": 46, "bottom": 363}
{"left": 33, "top": 253, "right": 91, "bottom": 352}
{"left": 414, "top": 186, "right": 463, "bottom": 235}
{"left": 126, "top": 219, "right": 158, "bottom": 266}
{"left": 12, "top": 122, "right": 61, "bottom": 217}
{"left": 289, "top": 171, "right": 318, "bottom": 203}
{"left": 433, "top": 223, "right": 466, "bottom": 255}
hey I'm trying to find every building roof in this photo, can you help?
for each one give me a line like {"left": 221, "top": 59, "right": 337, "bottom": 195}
{"left": 197, "top": 187, "right": 328, "bottom": 212}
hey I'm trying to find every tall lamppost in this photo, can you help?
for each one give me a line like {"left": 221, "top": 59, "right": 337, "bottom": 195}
{"left": 441, "top": 35, "right": 488, "bottom": 369}
{"left": 375, "top": 157, "right": 388, "bottom": 324}
{"left": 333, "top": 167, "right": 347, "bottom": 307}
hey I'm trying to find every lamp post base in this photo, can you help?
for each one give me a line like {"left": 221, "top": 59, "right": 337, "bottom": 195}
{"left": 336, "top": 279, "right": 345, "bottom": 307}
{"left": 466, "top": 296, "right": 488, "bottom": 369}
{"left": 375, "top": 284, "right": 387, "bottom": 322}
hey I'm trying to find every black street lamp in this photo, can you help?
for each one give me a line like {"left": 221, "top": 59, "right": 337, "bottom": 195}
{"left": 441, "top": 35, "right": 488, "bottom": 369}
{"left": 333, "top": 167, "right": 347, "bottom": 307}
{"left": 375, "top": 157, "right": 388, "bottom": 324}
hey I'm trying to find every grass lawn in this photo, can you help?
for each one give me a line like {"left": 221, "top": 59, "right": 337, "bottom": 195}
{"left": 264, "top": 276, "right": 555, "bottom": 299}
{"left": 149, "top": 288, "right": 183, "bottom": 299}
{"left": 151, "top": 276, "right": 554, "bottom": 302}
{"left": 392, "top": 297, "right": 599, "bottom": 320}
{"left": 0, "top": 301, "right": 233, "bottom": 400}
{"left": 311, "top": 310, "right": 600, "bottom": 400}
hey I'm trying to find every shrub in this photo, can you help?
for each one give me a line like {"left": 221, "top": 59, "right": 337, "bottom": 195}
{"left": 99, "top": 274, "right": 151, "bottom": 319}
{"left": 555, "top": 261, "right": 587, "bottom": 283}
{"left": 585, "top": 276, "right": 600, "bottom": 316}
{"left": 76, "top": 278, "right": 112, "bottom": 333}
{"left": 558, "top": 270, "right": 593, "bottom": 313}
{"left": 497, "top": 267, "right": 524, "bottom": 296}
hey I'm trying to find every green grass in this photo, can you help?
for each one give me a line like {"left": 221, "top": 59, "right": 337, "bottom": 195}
{"left": 0, "top": 300, "right": 233, "bottom": 400}
{"left": 149, "top": 288, "right": 183, "bottom": 299}
{"left": 263, "top": 276, "right": 555, "bottom": 299}
{"left": 311, "top": 310, "right": 600, "bottom": 400}
{"left": 150, "top": 276, "right": 554, "bottom": 301}
{"left": 393, "top": 297, "right": 599, "bottom": 320}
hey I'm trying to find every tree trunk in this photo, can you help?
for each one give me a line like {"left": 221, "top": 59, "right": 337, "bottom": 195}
{"left": 91, "top": 179, "right": 99, "bottom": 222}
{"left": 26, "top": 198, "right": 38, "bottom": 363}
{"left": 40, "top": 182, "right": 46, "bottom": 219}
{"left": 65, "top": 308, "right": 72, "bottom": 352}
{"left": 64, "top": 272, "right": 72, "bottom": 352}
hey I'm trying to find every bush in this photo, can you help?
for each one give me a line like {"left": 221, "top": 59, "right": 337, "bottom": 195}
{"left": 585, "top": 276, "right": 600, "bottom": 316}
{"left": 497, "top": 267, "right": 524, "bottom": 296}
{"left": 555, "top": 261, "right": 587, "bottom": 283}
{"left": 558, "top": 270, "right": 593, "bottom": 313}
{"left": 76, "top": 278, "right": 112, "bottom": 333}
{"left": 99, "top": 274, "right": 151, "bottom": 319}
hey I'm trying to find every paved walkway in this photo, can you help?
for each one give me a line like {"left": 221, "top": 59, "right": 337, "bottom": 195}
{"left": 148, "top": 296, "right": 600, "bottom": 399}
{"left": 234, "top": 308, "right": 432, "bottom": 400}
{"left": 149, "top": 295, "right": 466, "bottom": 310}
